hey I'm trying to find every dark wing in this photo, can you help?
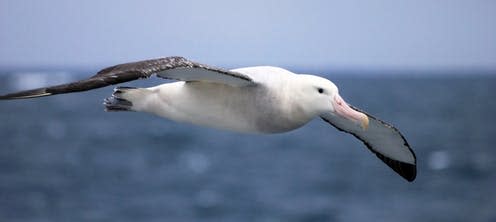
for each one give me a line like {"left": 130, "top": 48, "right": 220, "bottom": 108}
{"left": 0, "top": 56, "right": 253, "bottom": 100}
{"left": 321, "top": 105, "right": 416, "bottom": 182}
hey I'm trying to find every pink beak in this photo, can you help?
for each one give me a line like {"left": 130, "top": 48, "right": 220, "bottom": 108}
{"left": 332, "top": 94, "right": 369, "bottom": 130}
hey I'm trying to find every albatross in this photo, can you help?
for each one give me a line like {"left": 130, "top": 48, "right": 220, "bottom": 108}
{"left": 0, "top": 56, "right": 416, "bottom": 181}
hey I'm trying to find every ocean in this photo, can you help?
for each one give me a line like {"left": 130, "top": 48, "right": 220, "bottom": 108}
{"left": 0, "top": 70, "right": 495, "bottom": 222}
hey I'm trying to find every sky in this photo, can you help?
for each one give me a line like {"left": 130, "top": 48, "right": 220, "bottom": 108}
{"left": 1, "top": 0, "right": 495, "bottom": 70}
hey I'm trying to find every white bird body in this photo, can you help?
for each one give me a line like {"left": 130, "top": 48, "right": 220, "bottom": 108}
{"left": 128, "top": 66, "right": 331, "bottom": 133}
{"left": 0, "top": 57, "right": 417, "bottom": 181}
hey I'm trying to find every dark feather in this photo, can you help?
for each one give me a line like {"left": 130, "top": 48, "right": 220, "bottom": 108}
{"left": 0, "top": 56, "right": 252, "bottom": 100}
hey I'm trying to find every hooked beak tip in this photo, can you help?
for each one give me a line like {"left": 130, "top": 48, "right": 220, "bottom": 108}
{"left": 361, "top": 114, "right": 369, "bottom": 130}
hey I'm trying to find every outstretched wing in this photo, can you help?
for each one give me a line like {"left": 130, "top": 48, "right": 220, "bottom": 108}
{"left": 0, "top": 56, "right": 254, "bottom": 100}
{"left": 321, "top": 105, "right": 416, "bottom": 182}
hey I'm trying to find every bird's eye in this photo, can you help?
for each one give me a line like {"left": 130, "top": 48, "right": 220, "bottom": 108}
{"left": 317, "top": 88, "right": 324, "bottom": 94}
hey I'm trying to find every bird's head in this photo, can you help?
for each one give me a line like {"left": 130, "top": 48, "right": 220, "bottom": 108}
{"left": 295, "top": 74, "right": 369, "bottom": 130}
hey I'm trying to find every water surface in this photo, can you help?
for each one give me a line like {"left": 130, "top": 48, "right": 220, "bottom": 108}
{"left": 0, "top": 70, "right": 495, "bottom": 222}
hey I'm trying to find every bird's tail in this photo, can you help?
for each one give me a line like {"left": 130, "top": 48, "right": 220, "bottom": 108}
{"left": 103, "top": 86, "right": 152, "bottom": 112}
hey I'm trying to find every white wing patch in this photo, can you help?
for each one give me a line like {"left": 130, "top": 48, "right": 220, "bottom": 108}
{"left": 157, "top": 67, "right": 254, "bottom": 87}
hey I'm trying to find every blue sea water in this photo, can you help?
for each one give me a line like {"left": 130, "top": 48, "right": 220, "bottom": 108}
{"left": 0, "top": 70, "right": 495, "bottom": 222}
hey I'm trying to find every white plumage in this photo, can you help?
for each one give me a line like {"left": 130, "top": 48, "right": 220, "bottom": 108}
{"left": 0, "top": 57, "right": 416, "bottom": 181}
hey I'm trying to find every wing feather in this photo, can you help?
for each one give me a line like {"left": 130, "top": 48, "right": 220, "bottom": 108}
{"left": 321, "top": 105, "right": 417, "bottom": 182}
{"left": 0, "top": 56, "right": 253, "bottom": 100}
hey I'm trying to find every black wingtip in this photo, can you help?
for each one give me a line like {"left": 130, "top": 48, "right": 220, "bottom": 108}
{"left": 375, "top": 152, "right": 416, "bottom": 182}
{"left": 0, "top": 88, "right": 51, "bottom": 100}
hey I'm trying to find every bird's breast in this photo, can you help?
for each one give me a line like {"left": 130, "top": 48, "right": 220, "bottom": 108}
{"left": 150, "top": 82, "right": 311, "bottom": 134}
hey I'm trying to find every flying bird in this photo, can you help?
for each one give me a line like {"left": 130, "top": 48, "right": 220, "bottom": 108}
{"left": 0, "top": 56, "right": 416, "bottom": 181}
